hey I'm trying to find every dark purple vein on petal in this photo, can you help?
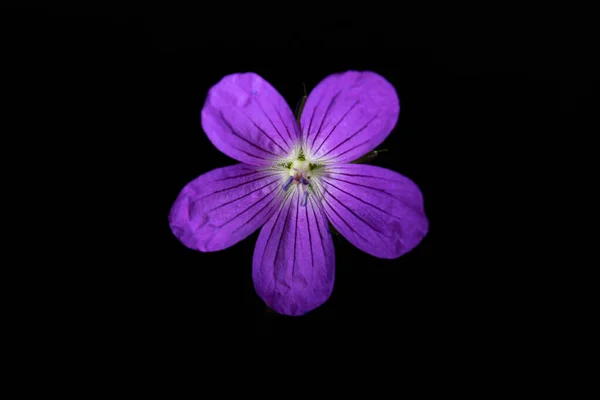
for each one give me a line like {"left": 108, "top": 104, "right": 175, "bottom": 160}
{"left": 255, "top": 100, "right": 291, "bottom": 150}
{"left": 324, "top": 175, "right": 408, "bottom": 204}
{"left": 308, "top": 197, "right": 325, "bottom": 270}
{"left": 305, "top": 104, "right": 319, "bottom": 142}
{"left": 214, "top": 170, "right": 261, "bottom": 181}
{"left": 216, "top": 184, "right": 281, "bottom": 229}
{"left": 230, "top": 144, "right": 274, "bottom": 162}
{"left": 260, "top": 194, "right": 289, "bottom": 277}
{"left": 319, "top": 191, "right": 369, "bottom": 243}
{"left": 304, "top": 91, "right": 328, "bottom": 141}
{"left": 197, "top": 173, "right": 279, "bottom": 201}
{"left": 246, "top": 114, "right": 288, "bottom": 154}
{"left": 324, "top": 170, "right": 409, "bottom": 184}
{"left": 219, "top": 111, "right": 280, "bottom": 157}
{"left": 327, "top": 168, "right": 406, "bottom": 183}
{"left": 318, "top": 113, "right": 378, "bottom": 158}
{"left": 208, "top": 178, "right": 281, "bottom": 212}
{"left": 320, "top": 184, "right": 386, "bottom": 235}
{"left": 293, "top": 190, "right": 300, "bottom": 276}
{"left": 305, "top": 200, "right": 315, "bottom": 272}
{"left": 328, "top": 139, "right": 371, "bottom": 160}
{"left": 310, "top": 90, "right": 342, "bottom": 150}
{"left": 313, "top": 100, "right": 360, "bottom": 155}
{"left": 320, "top": 177, "right": 404, "bottom": 220}
{"left": 273, "top": 194, "right": 294, "bottom": 280}
{"left": 231, "top": 187, "right": 283, "bottom": 234}
{"left": 275, "top": 108, "right": 296, "bottom": 144}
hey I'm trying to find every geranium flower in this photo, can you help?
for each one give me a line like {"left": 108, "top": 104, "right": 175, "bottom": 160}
{"left": 169, "top": 71, "right": 429, "bottom": 316}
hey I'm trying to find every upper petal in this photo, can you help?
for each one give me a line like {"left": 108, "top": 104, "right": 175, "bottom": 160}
{"left": 315, "top": 164, "right": 428, "bottom": 259}
{"left": 300, "top": 71, "right": 399, "bottom": 163}
{"left": 169, "top": 164, "right": 286, "bottom": 252}
{"left": 201, "top": 73, "right": 300, "bottom": 165}
{"left": 252, "top": 188, "right": 335, "bottom": 316}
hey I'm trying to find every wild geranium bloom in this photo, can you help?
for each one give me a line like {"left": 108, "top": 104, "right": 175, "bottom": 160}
{"left": 169, "top": 71, "right": 428, "bottom": 316}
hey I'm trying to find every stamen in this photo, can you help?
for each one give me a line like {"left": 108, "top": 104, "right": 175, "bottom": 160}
{"left": 301, "top": 178, "right": 309, "bottom": 185}
{"left": 282, "top": 176, "right": 294, "bottom": 191}
{"left": 301, "top": 191, "right": 309, "bottom": 207}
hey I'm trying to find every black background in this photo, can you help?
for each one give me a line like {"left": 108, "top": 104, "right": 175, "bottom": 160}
{"left": 5, "top": 7, "right": 592, "bottom": 343}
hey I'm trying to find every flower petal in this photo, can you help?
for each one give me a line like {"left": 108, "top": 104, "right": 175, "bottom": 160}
{"left": 300, "top": 71, "right": 399, "bottom": 163}
{"left": 252, "top": 188, "right": 335, "bottom": 316}
{"left": 201, "top": 73, "right": 299, "bottom": 165}
{"left": 169, "top": 164, "right": 285, "bottom": 252}
{"left": 316, "top": 164, "right": 428, "bottom": 259}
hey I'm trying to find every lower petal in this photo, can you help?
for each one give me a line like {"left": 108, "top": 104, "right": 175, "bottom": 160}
{"left": 252, "top": 188, "right": 335, "bottom": 316}
{"left": 169, "top": 164, "right": 285, "bottom": 252}
{"left": 317, "top": 164, "right": 428, "bottom": 259}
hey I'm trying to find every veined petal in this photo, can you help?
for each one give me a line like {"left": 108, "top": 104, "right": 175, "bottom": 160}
{"left": 300, "top": 71, "right": 399, "bottom": 163}
{"left": 316, "top": 164, "right": 428, "bottom": 259}
{"left": 169, "top": 164, "right": 286, "bottom": 252}
{"left": 201, "top": 73, "right": 300, "bottom": 165}
{"left": 253, "top": 188, "right": 335, "bottom": 316}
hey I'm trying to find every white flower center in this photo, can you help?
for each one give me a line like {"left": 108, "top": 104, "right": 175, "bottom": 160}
{"left": 280, "top": 157, "right": 315, "bottom": 206}
{"left": 290, "top": 159, "right": 310, "bottom": 180}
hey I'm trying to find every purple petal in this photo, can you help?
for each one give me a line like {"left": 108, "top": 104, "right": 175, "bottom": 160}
{"left": 253, "top": 189, "right": 335, "bottom": 316}
{"left": 169, "top": 164, "right": 286, "bottom": 252}
{"left": 300, "top": 71, "right": 399, "bottom": 163}
{"left": 317, "top": 164, "right": 428, "bottom": 259}
{"left": 201, "top": 73, "right": 300, "bottom": 165}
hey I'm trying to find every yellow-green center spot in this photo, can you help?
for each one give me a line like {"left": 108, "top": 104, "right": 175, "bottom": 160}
{"left": 290, "top": 159, "right": 310, "bottom": 177}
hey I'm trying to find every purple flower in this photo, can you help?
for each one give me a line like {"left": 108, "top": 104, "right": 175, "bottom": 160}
{"left": 169, "top": 71, "right": 429, "bottom": 316}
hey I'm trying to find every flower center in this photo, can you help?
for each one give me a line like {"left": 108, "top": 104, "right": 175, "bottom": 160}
{"left": 290, "top": 159, "right": 310, "bottom": 180}
{"left": 282, "top": 158, "right": 312, "bottom": 206}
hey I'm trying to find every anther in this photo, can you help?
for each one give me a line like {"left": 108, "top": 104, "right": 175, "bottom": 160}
{"left": 282, "top": 176, "right": 294, "bottom": 191}
{"left": 301, "top": 191, "right": 309, "bottom": 207}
